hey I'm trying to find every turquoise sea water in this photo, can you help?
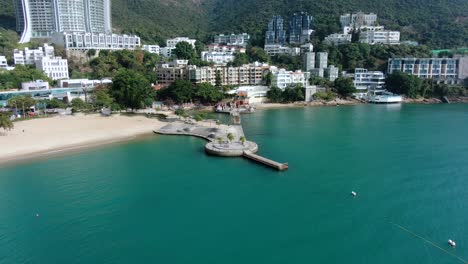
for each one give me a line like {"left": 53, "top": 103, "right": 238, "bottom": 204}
{"left": 1, "top": 104, "right": 468, "bottom": 263}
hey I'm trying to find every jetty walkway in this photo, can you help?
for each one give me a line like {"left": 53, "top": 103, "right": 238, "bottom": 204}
{"left": 154, "top": 118, "right": 288, "bottom": 171}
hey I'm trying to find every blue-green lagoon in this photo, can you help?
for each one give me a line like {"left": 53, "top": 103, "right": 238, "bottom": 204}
{"left": 1, "top": 104, "right": 468, "bottom": 263}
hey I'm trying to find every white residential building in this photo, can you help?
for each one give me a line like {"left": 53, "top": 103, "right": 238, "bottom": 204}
{"left": 51, "top": 32, "right": 141, "bottom": 51}
{"left": 324, "top": 33, "right": 352, "bottom": 46}
{"left": 360, "top": 30, "right": 400, "bottom": 45}
{"left": 13, "top": 44, "right": 55, "bottom": 65}
{"left": 0, "top": 56, "right": 8, "bottom": 69}
{"left": 35, "top": 57, "right": 69, "bottom": 80}
{"left": 264, "top": 44, "right": 300, "bottom": 56}
{"left": 206, "top": 44, "right": 245, "bottom": 53}
{"left": 21, "top": 80, "right": 50, "bottom": 90}
{"left": 213, "top": 33, "right": 250, "bottom": 47}
{"left": 325, "top": 65, "right": 339, "bottom": 81}
{"left": 166, "top": 37, "right": 196, "bottom": 48}
{"left": 348, "top": 68, "right": 386, "bottom": 90}
{"left": 201, "top": 51, "right": 235, "bottom": 65}
{"left": 271, "top": 68, "right": 310, "bottom": 89}
{"left": 142, "top": 45, "right": 160, "bottom": 54}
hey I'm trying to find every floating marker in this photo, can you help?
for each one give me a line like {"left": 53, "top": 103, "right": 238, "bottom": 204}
{"left": 35, "top": 213, "right": 40, "bottom": 217}
{"left": 351, "top": 191, "right": 357, "bottom": 197}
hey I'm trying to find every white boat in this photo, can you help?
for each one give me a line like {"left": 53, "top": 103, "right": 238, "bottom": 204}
{"left": 365, "top": 90, "right": 402, "bottom": 104}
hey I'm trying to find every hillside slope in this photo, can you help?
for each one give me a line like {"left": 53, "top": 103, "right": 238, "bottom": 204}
{"left": 0, "top": 0, "right": 466, "bottom": 48}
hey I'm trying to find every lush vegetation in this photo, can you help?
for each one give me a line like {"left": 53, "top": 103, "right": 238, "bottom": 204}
{"left": 157, "top": 80, "right": 225, "bottom": 104}
{"left": 334, "top": 77, "right": 356, "bottom": 97}
{"left": 81, "top": 49, "right": 162, "bottom": 82}
{"left": 0, "top": 114, "right": 14, "bottom": 131}
{"left": 266, "top": 84, "right": 305, "bottom": 103}
{"left": 386, "top": 71, "right": 467, "bottom": 98}
{"left": 0, "top": 65, "right": 51, "bottom": 90}
{"left": 109, "top": 69, "right": 155, "bottom": 110}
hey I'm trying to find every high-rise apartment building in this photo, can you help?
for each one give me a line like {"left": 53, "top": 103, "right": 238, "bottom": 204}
{"left": 265, "top": 16, "right": 287, "bottom": 45}
{"left": 14, "top": 0, "right": 112, "bottom": 43}
{"left": 289, "top": 12, "right": 313, "bottom": 44}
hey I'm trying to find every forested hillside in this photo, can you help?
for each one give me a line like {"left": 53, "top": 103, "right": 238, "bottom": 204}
{"left": 0, "top": 0, "right": 467, "bottom": 48}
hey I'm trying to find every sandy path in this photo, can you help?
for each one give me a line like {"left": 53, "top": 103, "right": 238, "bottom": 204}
{"left": 0, "top": 114, "right": 165, "bottom": 165}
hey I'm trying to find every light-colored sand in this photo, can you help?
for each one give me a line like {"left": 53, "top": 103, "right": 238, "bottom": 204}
{"left": 0, "top": 114, "right": 166, "bottom": 164}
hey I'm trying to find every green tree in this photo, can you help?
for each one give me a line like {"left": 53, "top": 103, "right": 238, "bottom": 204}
{"left": 240, "top": 136, "right": 246, "bottom": 145}
{"left": 282, "top": 84, "right": 305, "bottom": 103}
{"left": 174, "top": 41, "right": 196, "bottom": 60}
{"left": 71, "top": 98, "right": 87, "bottom": 111}
{"left": 195, "top": 83, "right": 224, "bottom": 103}
{"left": 229, "top": 52, "right": 250, "bottom": 67}
{"left": 92, "top": 86, "right": 115, "bottom": 109}
{"left": 0, "top": 114, "right": 13, "bottom": 132}
{"left": 110, "top": 69, "right": 155, "bottom": 110}
{"left": 386, "top": 71, "right": 422, "bottom": 98}
{"left": 334, "top": 77, "right": 356, "bottom": 97}
{"left": 47, "top": 98, "right": 67, "bottom": 109}
{"left": 158, "top": 80, "right": 195, "bottom": 104}
{"left": 227, "top": 133, "right": 234, "bottom": 142}
{"left": 8, "top": 95, "right": 35, "bottom": 117}
{"left": 266, "top": 86, "right": 283, "bottom": 103}
{"left": 264, "top": 72, "right": 273, "bottom": 86}
{"left": 87, "top": 49, "right": 97, "bottom": 57}
{"left": 247, "top": 47, "right": 270, "bottom": 63}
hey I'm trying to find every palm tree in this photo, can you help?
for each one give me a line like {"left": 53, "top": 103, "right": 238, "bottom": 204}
{"left": 227, "top": 133, "right": 234, "bottom": 143}
{"left": 240, "top": 136, "right": 246, "bottom": 145}
{"left": 0, "top": 115, "right": 13, "bottom": 133}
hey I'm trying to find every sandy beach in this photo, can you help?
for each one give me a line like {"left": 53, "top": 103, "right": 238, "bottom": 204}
{"left": 0, "top": 114, "right": 166, "bottom": 165}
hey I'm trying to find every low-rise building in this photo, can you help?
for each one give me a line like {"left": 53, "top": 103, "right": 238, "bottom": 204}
{"left": 324, "top": 33, "right": 352, "bottom": 46}
{"left": 189, "top": 62, "right": 271, "bottom": 86}
{"left": 0, "top": 56, "right": 8, "bottom": 69}
{"left": 388, "top": 57, "right": 468, "bottom": 85}
{"left": 360, "top": 30, "right": 400, "bottom": 45}
{"left": 51, "top": 32, "right": 141, "bottom": 51}
{"left": 201, "top": 51, "right": 235, "bottom": 65}
{"left": 35, "top": 57, "right": 69, "bottom": 80}
{"left": 214, "top": 33, "right": 250, "bottom": 47}
{"left": 58, "top": 79, "right": 112, "bottom": 88}
{"left": 264, "top": 44, "right": 300, "bottom": 56}
{"left": 159, "top": 47, "right": 174, "bottom": 58}
{"left": 21, "top": 80, "right": 50, "bottom": 90}
{"left": 13, "top": 44, "right": 55, "bottom": 65}
{"left": 155, "top": 60, "right": 190, "bottom": 86}
{"left": 347, "top": 68, "right": 386, "bottom": 90}
{"left": 206, "top": 44, "right": 246, "bottom": 53}
{"left": 270, "top": 68, "right": 310, "bottom": 89}
{"left": 142, "top": 45, "right": 160, "bottom": 54}
{"left": 166, "top": 37, "right": 196, "bottom": 48}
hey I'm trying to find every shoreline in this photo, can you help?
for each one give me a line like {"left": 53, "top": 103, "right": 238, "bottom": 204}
{"left": 253, "top": 97, "right": 468, "bottom": 109}
{"left": 0, "top": 114, "right": 166, "bottom": 167}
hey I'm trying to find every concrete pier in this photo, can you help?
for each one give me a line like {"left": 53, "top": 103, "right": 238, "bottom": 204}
{"left": 243, "top": 151, "right": 289, "bottom": 171}
{"left": 154, "top": 117, "right": 288, "bottom": 171}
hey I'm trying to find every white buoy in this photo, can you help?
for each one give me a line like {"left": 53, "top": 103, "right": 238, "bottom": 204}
{"left": 448, "top": 239, "right": 456, "bottom": 247}
{"left": 351, "top": 191, "right": 357, "bottom": 197}
{"left": 35, "top": 213, "right": 40, "bottom": 217}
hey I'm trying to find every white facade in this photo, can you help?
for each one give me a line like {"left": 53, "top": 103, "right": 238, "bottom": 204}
{"left": 35, "top": 57, "right": 69, "bottom": 80}
{"left": 13, "top": 44, "right": 55, "bottom": 65}
{"left": 359, "top": 30, "right": 400, "bottom": 45}
{"left": 206, "top": 44, "right": 245, "bottom": 53}
{"left": 349, "top": 68, "right": 386, "bottom": 90}
{"left": 142, "top": 45, "right": 160, "bottom": 54}
{"left": 271, "top": 68, "right": 310, "bottom": 89}
{"left": 324, "top": 33, "right": 352, "bottom": 45}
{"left": 201, "top": 51, "right": 235, "bottom": 65}
{"left": 57, "top": 78, "right": 112, "bottom": 88}
{"left": 213, "top": 33, "right": 250, "bottom": 47}
{"left": 21, "top": 80, "right": 50, "bottom": 90}
{"left": 51, "top": 32, "right": 141, "bottom": 51}
{"left": 166, "top": 37, "right": 196, "bottom": 49}
{"left": 0, "top": 56, "right": 7, "bottom": 69}
{"left": 264, "top": 44, "right": 300, "bottom": 56}
{"left": 15, "top": 0, "right": 112, "bottom": 43}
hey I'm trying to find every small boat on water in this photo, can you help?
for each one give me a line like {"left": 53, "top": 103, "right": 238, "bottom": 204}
{"left": 448, "top": 239, "right": 456, "bottom": 247}
{"left": 364, "top": 90, "right": 402, "bottom": 104}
